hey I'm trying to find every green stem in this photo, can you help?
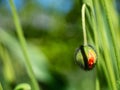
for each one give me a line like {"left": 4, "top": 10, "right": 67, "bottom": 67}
{"left": 93, "top": 0, "right": 117, "bottom": 90}
{"left": 102, "top": 0, "right": 120, "bottom": 78}
{"left": 82, "top": 4, "right": 87, "bottom": 46}
{"left": 8, "top": 0, "right": 39, "bottom": 90}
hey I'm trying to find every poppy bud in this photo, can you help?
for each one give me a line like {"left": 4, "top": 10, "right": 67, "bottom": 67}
{"left": 75, "top": 45, "right": 97, "bottom": 70}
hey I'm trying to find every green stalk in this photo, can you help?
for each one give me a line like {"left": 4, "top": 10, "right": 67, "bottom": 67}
{"left": 83, "top": 3, "right": 102, "bottom": 89}
{"left": 87, "top": 3, "right": 102, "bottom": 90}
{"left": 102, "top": 0, "right": 120, "bottom": 78}
{"left": 8, "top": 0, "right": 39, "bottom": 90}
{"left": 82, "top": 4, "right": 87, "bottom": 46}
{"left": 93, "top": 0, "right": 117, "bottom": 90}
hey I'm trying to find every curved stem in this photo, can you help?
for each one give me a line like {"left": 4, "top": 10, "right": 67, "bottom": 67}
{"left": 8, "top": 0, "right": 40, "bottom": 90}
{"left": 82, "top": 4, "right": 87, "bottom": 46}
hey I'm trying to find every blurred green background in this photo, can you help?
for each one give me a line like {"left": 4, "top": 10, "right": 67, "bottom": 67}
{"left": 0, "top": 0, "right": 120, "bottom": 90}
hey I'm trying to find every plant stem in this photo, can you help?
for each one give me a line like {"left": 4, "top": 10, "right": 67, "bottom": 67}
{"left": 82, "top": 4, "right": 87, "bottom": 46}
{"left": 8, "top": 0, "right": 39, "bottom": 90}
{"left": 102, "top": 0, "right": 120, "bottom": 78}
{"left": 93, "top": 0, "right": 117, "bottom": 89}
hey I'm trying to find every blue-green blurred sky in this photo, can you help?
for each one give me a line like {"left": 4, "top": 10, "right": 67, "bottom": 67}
{"left": 1, "top": 0, "right": 74, "bottom": 14}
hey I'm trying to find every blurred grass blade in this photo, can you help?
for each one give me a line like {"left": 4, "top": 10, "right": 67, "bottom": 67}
{"left": 14, "top": 83, "right": 31, "bottom": 90}
{"left": 8, "top": 0, "right": 40, "bottom": 89}
{"left": 101, "top": 0, "right": 120, "bottom": 78}
{"left": 84, "top": 0, "right": 119, "bottom": 89}
{"left": 92, "top": 0, "right": 118, "bottom": 89}
{"left": 96, "top": 77, "right": 100, "bottom": 90}
{"left": 0, "top": 45, "right": 15, "bottom": 84}
{"left": 0, "top": 83, "right": 3, "bottom": 90}
{"left": 0, "top": 29, "right": 52, "bottom": 84}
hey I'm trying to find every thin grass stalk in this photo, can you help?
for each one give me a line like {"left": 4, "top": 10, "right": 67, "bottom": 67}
{"left": 84, "top": 2, "right": 110, "bottom": 89}
{"left": 100, "top": 57, "right": 112, "bottom": 89}
{"left": 86, "top": 1, "right": 110, "bottom": 89}
{"left": 82, "top": 4, "right": 88, "bottom": 45}
{"left": 101, "top": 0, "right": 120, "bottom": 78}
{"left": 8, "top": 0, "right": 39, "bottom": 90}
{"left": 92, "top": 0, "right": 117, "bottom": 90}
{"left": 88, "top": 25, "right": 112, "bottom": 89}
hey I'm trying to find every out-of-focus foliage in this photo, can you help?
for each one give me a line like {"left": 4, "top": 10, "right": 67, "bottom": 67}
{"left": 0, "top": 83, "right": 3, "bottom": 90}
{"left": 0, "top": 0, "right": 120, "bottom": 90}
{"left": 14, "top": 83, "right": 31, "bottom": 90}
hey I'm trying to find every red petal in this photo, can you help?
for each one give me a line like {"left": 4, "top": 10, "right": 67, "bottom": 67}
{"left": 88, "top": 58, "right": 94, "bottom": 68}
